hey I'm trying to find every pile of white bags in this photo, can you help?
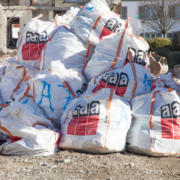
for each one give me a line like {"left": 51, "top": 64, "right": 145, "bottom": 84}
{"left": 0, "top": 0, "right": 179, "bottom": 157}
{"left": 60, "top": 88, "right": 132, "bottom": 153}
{"left": 127, "top": 90, "right": 180, "bottom": 156}
{"left": 31, "top": 61, "right": 87, "bottom": 120}
{"left": 0, "top": 101, "right": 59, "bottom": 156}
{"left": 17, "top": 16, "right": 57, "bottom": 69}
{"left": 70, "top": 0, "right": 131, "bottom": 46}
{"left": 84, "top": 19, "right": 149, "bottom": 81}
{"left": 40, "top": 26, "right": 94, "bottom": 70}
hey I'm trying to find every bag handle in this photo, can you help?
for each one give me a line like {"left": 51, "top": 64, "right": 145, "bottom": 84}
{"left": 63, "top": 81, "right": 76, "bottom": 98}
{"left": 87, "top": 11, "right": 111, "bottom": 44}
{"left": 127, "top": 49, "right": 137, "bottom": 102}
{"left": 149, "top": 90, "right": 159, "bottom": 152}
{"left": 110, "top": 18, "right": 130, "bottom": 69}
{"left": 54, "top": 14, "right": 59, "bottom": 28}
{"left": 35, "top": 14, "right": 43, "bottom": 19}
{"left": 104, "top": 89, "right": 113, "bottom": 148}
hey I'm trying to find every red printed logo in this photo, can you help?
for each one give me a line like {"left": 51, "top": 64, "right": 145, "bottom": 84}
{"left": 67, "top": 101, "right": 100, "bottom": 136}
{"left": 92, "top": 72, "right": 129, "bottom": 97}
{"left": 99, "top": 18, "right": 123, "bottom": 40}
{"left": 161, "top": 101, "right": 180, "bottom": 139}
{"left": 22, "top": 31, "right": 48, "bottom": 61}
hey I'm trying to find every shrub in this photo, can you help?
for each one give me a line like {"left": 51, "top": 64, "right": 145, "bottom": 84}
{"left": 167, "top": 51, "right": 180, "bottom": 67}
{"left": 148, "top": 37, "right": 172, "bottom": 50}
{"left": 171, "top": 32, "right": 180, "bottom": 51}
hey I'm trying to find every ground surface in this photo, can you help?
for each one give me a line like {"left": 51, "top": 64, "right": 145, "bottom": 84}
{"left": 0, "top": 54, "right": 180, "bottom": 180}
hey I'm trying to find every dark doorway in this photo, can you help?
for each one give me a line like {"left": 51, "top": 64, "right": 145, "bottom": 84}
{"left": 7, "top": 17, "right": 20, "bottom": 49}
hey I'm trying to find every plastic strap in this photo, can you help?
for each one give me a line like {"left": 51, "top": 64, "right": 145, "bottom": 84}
{"left": 87, "top": 11, "right": 110, "bottom": 44}
{"left": 0, "top": 123, "right": 13, "bottom": 136}
{"left": 110, "top": 18, "right": 130, "bottom": 69}
{"left": 127, "top": 49, "right": 137, "bottom": 102}
{"left": 104, "top": 89, "right": 113, "bottom": 148}
{"left": 18, "top": 84, "right": 31, "bottom": 102}
{"left": 149, "top": 91, "right": 159, "bottom": 151}
{"left": 3, "top": 66, "right": 6, "bottom": 76}
{"left": 54, "top": 14, "right": 59, "bottom": 28}
{"left": 35, "top": 14, "right": 43, "bottom": 19}
{"left": 63, "top": 81, "right": 76, "bottom": 98}
{"left": 82, "top": 45, "right": 92, "bottom": 75}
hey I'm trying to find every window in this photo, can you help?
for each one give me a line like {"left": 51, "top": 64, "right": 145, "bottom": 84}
{"left": 175, "top": 6, "right": 180, "bottom": 19}
{"left": 64, "top": 0, "right": 83, "bottom": 2}
{"left": 144, "top": 33, "right": 156, "bottom": 40}
{"left": 145, "top": 6, "right": 156, "bottom": 19}
{"left": 121, "top": 6, "right": 127, "bottom": 19}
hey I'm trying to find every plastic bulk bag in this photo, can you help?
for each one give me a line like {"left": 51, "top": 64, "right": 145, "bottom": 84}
{"left": 89, "top": 50, "right": 152, "bottom": 102}
{"left": 0, "top": 62, "right": 38, "bottom": 104}
{"left": 16, "top": 16, "right": 57, "bottom": 69}
{"left": 0, "top": 102, "right": 59, "bottom": 156}
{"left": 60, "top": 87, "right": 132, "bottom": 153}
{"left": 127, "top": 90, "right": 180, "bottom": 156}
{"left": 40, "top": 26, "right": 94, "bottom": 70}
{"left": 70, "top": 0, "right": 131, "bottom": 46}
{"left": 84, "top": 19, "right": 149, "bottom": 82}
{"left": 31, "top": 61, "right": 87, "bottom": 120}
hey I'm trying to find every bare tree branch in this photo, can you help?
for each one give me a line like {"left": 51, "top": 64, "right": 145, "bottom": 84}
{"left": 139, "top": 0, "right": 180, "bottom": 37}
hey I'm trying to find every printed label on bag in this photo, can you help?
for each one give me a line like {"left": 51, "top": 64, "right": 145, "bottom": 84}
{"left": 124, "top": 48, "right": 148, "bottom": 67}
{"left": 92, "top": 72, "right": 129, "bottom": 97}
{"left": 161, "top": 101, "right": 180, "bottom": 139}
{"left": 22, "top": 31, "right": 48, "bottom": 61}
{"left": 67, "top": 101, "right": 100, "bottom": 136}
{"left": 99, "top": 18, "right": 124, "bottom": 40}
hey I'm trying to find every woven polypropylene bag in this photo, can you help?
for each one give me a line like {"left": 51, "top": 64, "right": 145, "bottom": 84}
{"left": 17, "top": 18, "right": 56, "bottom": 69}
{"left": 127, "top": 90, "right": 180, "bottom": 156}
{"left": 70, "top": 0, "right": 131, "bottom": 46}
{"left": 60, "top": 87, "right": 132, "bottom": 153}
{"left": 40, "top": 26, "right": 94, "bottom": 71}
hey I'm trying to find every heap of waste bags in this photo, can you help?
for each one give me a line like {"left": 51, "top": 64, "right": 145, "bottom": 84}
{"left": 0, "top": 0, "right": 180, "bottom": 157}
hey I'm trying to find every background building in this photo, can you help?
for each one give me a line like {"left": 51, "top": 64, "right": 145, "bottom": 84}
{"left": 121, "top": 0, "right": 180, "bottom": 39}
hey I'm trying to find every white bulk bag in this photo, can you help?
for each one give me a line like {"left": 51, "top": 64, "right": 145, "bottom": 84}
{"left": 84, "top": 19, "right": 149, "bottom": 82}
{"left": 0, "top": 102, "right": 59, "bottom": 156}
{"left": 40, "top": 26, "right": 94, "bottom": 70}
{"left": 0, "top": 62, "right": 38, "bottom": 104}
{"left": 31, "top": 61, "right": 87, "bottom": 120}
{"left": 70, "top": 0, "right": 131, "bottom": 46}
{"left": 17, "top": 16, "right": 57, "bottom": 69}
{"left": 89, "top": 56, "right": 152, "bottom": 102}
{"left": 127, "top": 90, "right": 180, "bottom": 156}
{"left": 60, "top": 87, "right": 132, "bottom": 153}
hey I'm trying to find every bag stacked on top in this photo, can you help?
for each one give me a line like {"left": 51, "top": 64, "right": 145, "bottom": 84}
{"left": 70, "top": 0, "right": 131, "bottom": 46}
{"left": 30, "top": 61, "right": 87, "bottom": 120}
{"left": 60, "top": 87, "right": 132, "bottom": 153}
{"left": 84, "top": 19, "right": 149, "bottom": 82}
{"left": 127, "top": 90, "right": 180, "bottom": 156}
{"left": 17, "top": 16, "right": 57, "bottom": 69}
{"left": 40, "top": 26, "right": 94, "bottom": 70}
